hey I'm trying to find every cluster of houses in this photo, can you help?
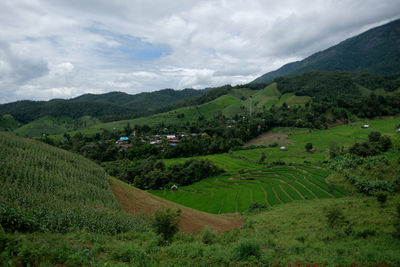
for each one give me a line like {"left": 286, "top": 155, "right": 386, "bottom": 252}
{"left": 115, "top": 132, "right": 197, "bottom": 150}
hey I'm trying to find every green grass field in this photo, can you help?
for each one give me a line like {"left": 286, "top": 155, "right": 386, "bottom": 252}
{"left": 150, "top": 165, "right": 347, "bottom": 214}
{"left": 152, "top": 116, "right": 400, "bottom": 214}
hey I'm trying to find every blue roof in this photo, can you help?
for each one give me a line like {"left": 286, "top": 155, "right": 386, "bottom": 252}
{"left": 119, "top": 137, "right": 129, "bottom": 141}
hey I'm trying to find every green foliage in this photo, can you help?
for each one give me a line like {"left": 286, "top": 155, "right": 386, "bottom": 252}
{"left": 254, "top": 19, "right": 400, "bottom": 83}
{"left": 0, "top": 132, "right": 149, "bottom": 234}
{"left": 325, "top": 206, "right": 346, "bottom": 229}
{"left": 305, "top": 142, "right": 313, "bottom": 152}
{"left": 394, "top": 204, "right": 400, "bottom": 239}
{"left": 200, "top": 227, "right": 216, "bottom": 245}
{"left": 375, "top": 192, "right": 388, "bottom": 205}
{"left": 247, "top": 202, "right": 267, "bottom": 213}
{"left": 105, "top": 158, "right": 223, "bottom": 190}
{"left": 152, "top": 208, "right": 181, "bottom": 243}
{"left": 151, "top": 165, "right": 346, "bottom": 214}
{"left": 328, "top": 155, "right": 397, "bottom": 195}
{"left": 258, "top": 152, "right": 266, "bottom": 163}
{"left": 233, "top": 240, "right": 261, "bottom": 261}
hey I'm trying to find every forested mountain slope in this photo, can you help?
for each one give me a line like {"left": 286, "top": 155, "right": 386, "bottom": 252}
{"left": 254, "top": 18, "right": 400, "bottom": 83}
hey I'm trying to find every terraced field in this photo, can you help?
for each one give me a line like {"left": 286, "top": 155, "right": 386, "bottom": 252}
{"left": 150, "top": 165, "right": 347, "bottom": 214}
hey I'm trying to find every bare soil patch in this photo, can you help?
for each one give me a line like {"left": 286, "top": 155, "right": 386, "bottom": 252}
{"left": 110, "top": 177, "right": 243, "bottom": 233}
{"left": 245, "top": 132, "right": 292, "bottom": 147}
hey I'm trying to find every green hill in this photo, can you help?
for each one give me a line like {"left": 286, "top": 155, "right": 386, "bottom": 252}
{"left": 0, "top": 132, "right": 148, "bottom": 234}
{"left": 254, "top": 18, "right": 400, "bottom": 83}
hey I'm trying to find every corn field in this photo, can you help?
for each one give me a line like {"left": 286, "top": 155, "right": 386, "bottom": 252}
{"left": 0, "top": 132, "right": 150, "bottom": 234}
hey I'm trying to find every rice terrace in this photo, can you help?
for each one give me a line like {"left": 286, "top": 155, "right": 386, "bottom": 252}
{"left": 1, "top": 5, "right": 400, "bottom": 265}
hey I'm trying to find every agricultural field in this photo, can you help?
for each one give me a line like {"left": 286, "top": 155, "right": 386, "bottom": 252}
{"left": 150, "top": 165, "right": 347, "bottom": 214}
{"left": 241, "top": 116, "right": 400, "bottom": 164}
{"left": 13, "top": 116, "right": 100, "bottom": 137}
{"left": 0, "top": 132, "right": 148, "bottom": 234}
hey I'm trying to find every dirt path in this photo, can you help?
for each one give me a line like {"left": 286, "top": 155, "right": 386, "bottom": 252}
{"left": 110, "top": 177, "right": 243, "bottom": 233}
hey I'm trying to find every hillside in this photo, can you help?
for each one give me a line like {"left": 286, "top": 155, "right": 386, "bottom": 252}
{"left": 254, "top": 18, "right": 400, "bottom": 83}
{"left": 0, "top": 132, "right": 149, "bottom": 234}
{"left": 0, "top": 132, "right": 242, "bottom": 235}
{"left": 0, "top": 88, "right": 205, "bottom": 125}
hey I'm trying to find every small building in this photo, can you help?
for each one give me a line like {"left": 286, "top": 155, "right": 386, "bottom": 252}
{"left": 280, "top": 146, "right": 287, "bottom": 151}
{"left": 166, "top": 135, "right": 176, "bottom": 140}
{"left": 170, "top": 184, "right": 178, "bottom": 191}
{"left": 362, "top": 125, "right": 370, "bottom": 129}
{"left": 397, "top": 128, "right": 400, "bottom": 133}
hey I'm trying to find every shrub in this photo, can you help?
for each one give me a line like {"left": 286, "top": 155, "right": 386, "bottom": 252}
{"left": 393, "top": 204, "right": 400, "bottom": 239}
{"left": 325, "top": 206, "right": 346, "bottom": 229}
{"left": 233, "top": 240, "right": 261, "bottom": 261}
{"left": 200, "top": 227, "right": 216, "bottom": 245}
{"left": 305, "top": 142, "right": 313, "bottom": 152}
{"left": 258, "top": 152, "right": 266, "bottom": 163}
{"left": 247, "top": 202, "right": 267, "bottom": 213}
{"left": 152, "top": 208, "right": 181, "bottom": 244}
{"left": 375, "top": 192, "right": 388, "bottom": 206}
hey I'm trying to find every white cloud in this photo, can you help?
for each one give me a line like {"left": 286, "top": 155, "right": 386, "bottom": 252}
{"left": 0, "top": 0, "right": 399, "bottom": 103}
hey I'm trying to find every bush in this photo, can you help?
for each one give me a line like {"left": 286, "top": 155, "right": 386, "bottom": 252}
{"left": 305, "top": 142, "right": 313, "bottom": 152}
{"left": 375, "top": 192, "right": 388, "bottom": 205}
{"left": 200, "top": 227, "right": 216, "bottom": 245}
{"left": 233, "top": 240, "right": 261, "bottom": 261}
{"left": 247, "top": 202, "right": 267, "bottom": 213}
{"left": 152, "top": 208, "right": 181, "bottom": 244}
{"left": 393, "top": 204, "right": 400, "bottom": 239}
{"left": 258, "top": 152, "right": 266, "bottom": 163}
{"left": 325, "top": 206, "right": 346, "bottom": 229}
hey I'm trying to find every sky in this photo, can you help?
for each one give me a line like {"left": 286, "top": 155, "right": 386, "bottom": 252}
{"left": 0, "top": 0, "right": 399, "bottom": 104}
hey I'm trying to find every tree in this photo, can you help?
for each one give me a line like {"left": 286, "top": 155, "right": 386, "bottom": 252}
{"left": 305, "top": 142, "right": 313, "bottom": 152}
{"left": 152, "top": 208, "right": 181, "bottom": 244}
{"left": 368, "top": 131, "right": 381, "bottom": 143}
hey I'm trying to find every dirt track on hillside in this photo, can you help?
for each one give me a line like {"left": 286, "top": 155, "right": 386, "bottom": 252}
{"left": 110, "top": 178, "right": 243, "bottom": 233}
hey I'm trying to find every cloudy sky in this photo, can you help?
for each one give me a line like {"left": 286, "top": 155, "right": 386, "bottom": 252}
{"left": 0, "top": 0, "right": 399, "bottom": 103}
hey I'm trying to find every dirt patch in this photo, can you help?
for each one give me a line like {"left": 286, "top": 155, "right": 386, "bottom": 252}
{"left": 110, "top": 177, "right": 243, "bottom": 233}
{"left": 245, "top": 132, "right": 293, "bottom": 147}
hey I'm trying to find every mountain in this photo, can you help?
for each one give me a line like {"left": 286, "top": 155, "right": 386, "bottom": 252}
{"left": 254, "top": 18, "right": 400, "bottom": 83}
{"left": 0, "top": 88, "right": 205, "bottom": 124}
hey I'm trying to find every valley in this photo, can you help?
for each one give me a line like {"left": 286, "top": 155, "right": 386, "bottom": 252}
{"left": 1, "top": 16, "right": 400, "bottom": 266}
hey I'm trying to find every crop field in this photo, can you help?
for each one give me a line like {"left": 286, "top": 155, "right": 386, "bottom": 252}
{"left": 150, "top": 165, "right": 347, "bottom": 214}
{"left": 0, "top": 132, "right": 147, "bottom": 234}
{"left": 241, "top": 116, "right": 400, "bottom": 163}
{"left": 164, "top": 153, "right": 262, "bottom": 172}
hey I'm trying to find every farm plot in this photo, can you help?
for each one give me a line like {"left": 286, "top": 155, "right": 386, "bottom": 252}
{"left": 149, "top": 165, "right": 347, "bottom": 214}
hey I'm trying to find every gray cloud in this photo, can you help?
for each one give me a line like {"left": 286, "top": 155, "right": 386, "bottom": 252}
{"left": 0, "top": 0, "right": 399, "bottom": 103}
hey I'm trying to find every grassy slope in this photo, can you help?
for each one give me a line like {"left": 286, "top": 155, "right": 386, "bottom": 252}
{"left": 3, "top": 193, "right": 399, "bottom": 265}
{"left": 0, "top": 132, "right": 146, "bottom": 233}
{"left": 153, "top": 116, "right": 400, "bottom": 214}
{"left": 110, "top": 177, "right": 242, "bottom": 233}
{"left": 0, "top": 114, "right": 20, "bottom": 131}
{"left": 14, "top": 116, "right": 100, "bottom": 137}
{"left": 240, "top": 116, "right": 400, "bottom": 164}
{"left": 150, "top": 165, "right": 346, "bottom": 214}
{"left": 47, "top": 82, "right": 312, "bottom": 137}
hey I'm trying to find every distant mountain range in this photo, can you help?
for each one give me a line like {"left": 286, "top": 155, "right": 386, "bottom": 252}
{"left": 0, "top": 88, "right": 205, "bottom": 124}
{"left": 253, "top": 18, "right": 400, "bottom": 83}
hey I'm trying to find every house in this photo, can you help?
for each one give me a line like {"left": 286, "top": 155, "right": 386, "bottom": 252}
{"left": 166, "top": 135, "right": 176, "bottom": 140}
{"left": 362, "top": 125, "right": 370, "bottom": 129}
{"left": 170, "top": 184, "right": 178, "bottom": 191}
{"left": 280, "top": 146, "right": 287, "bottom": 151}
{"left": 397, "top": 128, "right": 400, "bottom": 133}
